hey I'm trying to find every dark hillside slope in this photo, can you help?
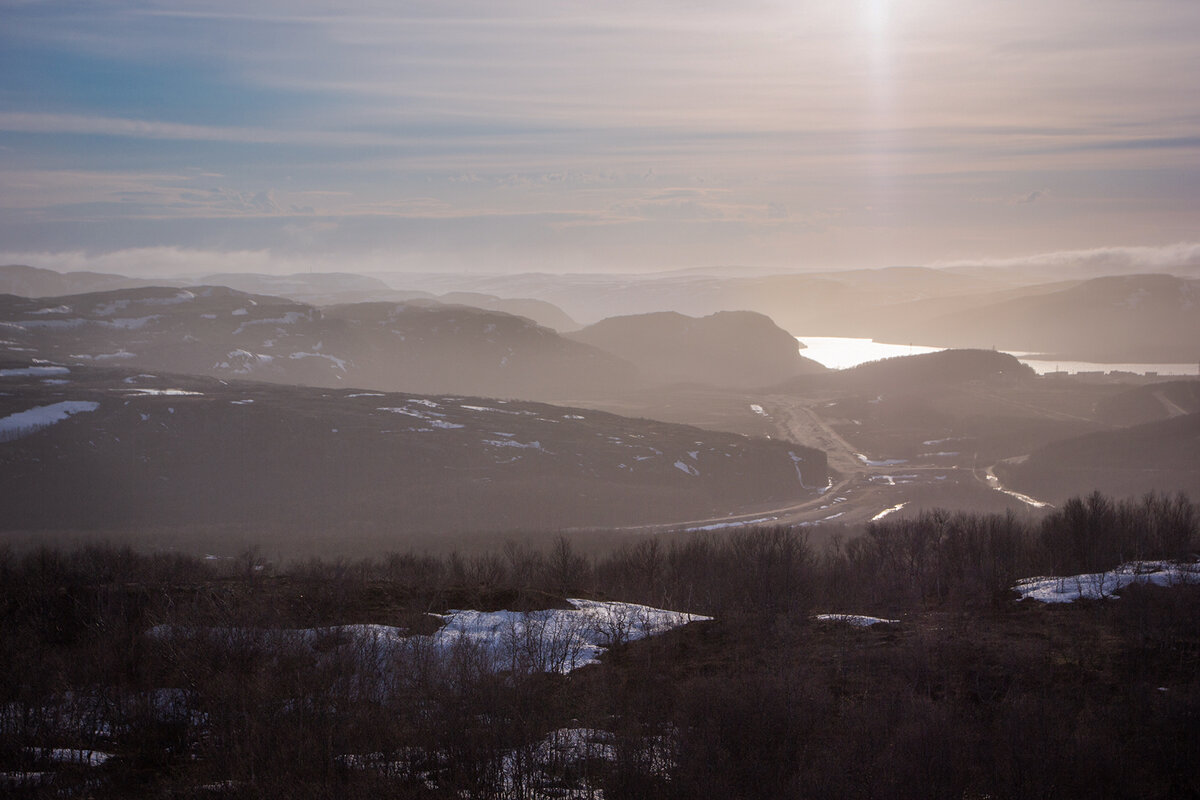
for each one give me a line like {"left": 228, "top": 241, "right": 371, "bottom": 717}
{"left": 777, "top": 350, "right": 1091, "bottom": 466}
{"left": 198, "top": 273, "right": 578, "bottom": 330}
{"left": 998, "top": 413, "right": 1200, "bottom": 502}
{"left": 568, "top": 310, "right": 826, "bottom": 388}
{"left": 0, "top": 364, "right": 826, "bottom": 541}
{"left": 782, "top": 349, "right": 1035, "bottom": 394}
{"left": 870, "top": 274, "right": 1200, "bottom": 361}
{"left": 438, "top": 292, "right": 579, "bottom": 331}
{"left": 1095, "top": 380, "right": 1200, "bottom": 426}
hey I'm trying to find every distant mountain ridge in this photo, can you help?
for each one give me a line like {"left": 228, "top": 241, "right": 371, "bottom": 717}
{"left": 777, "top": 349, "right": 1035, "bottom": 394}
{"left": 567, "top": 310, "right": 826, "bottom": 388}
{"left": 868, "top": 274, "right": 1200, "bottom": 362}
{"left": 997, "top": 413, "right": 1200, "bottom": 502}
{"left": 0, "top": 286, "right": 630, "bottom": 402}
{"left": 0, "top": 264, "right": 174, "bottom": 297}
{"left": 0, "top": 266, "right": 579, "bottom": 332}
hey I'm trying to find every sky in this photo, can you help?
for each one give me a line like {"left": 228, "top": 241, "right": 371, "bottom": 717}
{"left": 1, "top": 0, "right": 1198, "bottom": 277}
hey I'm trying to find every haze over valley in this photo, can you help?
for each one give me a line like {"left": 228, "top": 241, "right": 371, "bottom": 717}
{"left": 2, "top": 1, "right": 1199, "bottom": 796}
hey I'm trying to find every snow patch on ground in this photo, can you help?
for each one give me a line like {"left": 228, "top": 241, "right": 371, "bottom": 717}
{"left": 1, "top": 366, "right": 70, "bottom": 377}
{"left": 289, "top": 351, "right": 348, "bottom": 371}
{"left": 25, "top": 748, "right": 112, "bottom": 767}
{"left": 429, "top": 599, "right": 710, "bottom": 674}
{"left": 102, "top": 315, "right": 159, "bottom": 330}
{"left": 7, "top": 318, "right": 89, "bottom": 330}
{"left": 378, "top": 406, "right": 465, "bottom": 429}
{"left": 1013, "top": 560, "right": 1200, "bottom": 603}
{"left": 684, "top": 516, "right": 778, "bottom": 532}
{"left": 813, "top": 614, "right": 898, "bottom": 627}
{"left": 125, "top": 388, "right": 203, "bottom": 397}
{"left": 69, "top": 350, "right": 136, "bottom": 361}
{"left": 985, "top": 467, "right": 1051, "bottom": 508}
{"left": 482, "top": 438, "right": 544, "bottom": 450}
{"left": 150, "top": 600, "right": 708, "bottom": 679}
{"left": 219, "top": 349, "right": 274, "bottom": 373}
{"left": 787, "top": 450, "right": 809, "bottom": 487}
{"left": 871, "top": 502, "right": 909, "bottom": 521}
{"left": 673, "top": 460, "right": 700, "bottom": 476}
{"left": 0, "top": 401, "right": 99, "bottom": 441}
{"left": 856, "top": 453, "right": 908, "bottom": 466}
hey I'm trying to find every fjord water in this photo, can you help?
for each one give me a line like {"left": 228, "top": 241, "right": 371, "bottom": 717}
{"left": 795, "top": 336, "right": 1198, "bottom": 376}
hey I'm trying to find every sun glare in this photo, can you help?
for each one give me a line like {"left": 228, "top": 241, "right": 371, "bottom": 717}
{"left": 863, "top": 0, "right": 890, "bottom": 36}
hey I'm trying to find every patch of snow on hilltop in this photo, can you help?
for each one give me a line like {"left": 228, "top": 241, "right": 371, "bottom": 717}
{"left": 218, "top": 350, "right": 273, "bottom": 373}
{"left": 378, "top": 406, "right": 465, "bottom": 429}
{"left": 482, "top": 438, "right": 544, "bottom": 450}
{"left": 126, "top": 388, "right": 203, "bottom": 397}
{"left": 1014, "top": 560, "right": 1200, "bottom": 603}
{"left": 289, "top": 351, "right": 347, "bottom": 371}
{"left": 70, "top": 350, "right": 136, "bottom": 361}
{"left": 0, "top": 400, "right": 99, "bottom": 441}
{"left": 102, "top": 316, "right": 159, "bottom": 330}
{"left": 674, "top": 460, "right": 700, "bottom": 476}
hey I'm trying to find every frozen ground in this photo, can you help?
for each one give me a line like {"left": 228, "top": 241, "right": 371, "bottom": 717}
{"left": 813, "top": 614, "right": 899, "bottom": 627}
{"left": 0, "top": 400, "right": 99, "bottom": 441}
{"left": 1014, "top": 560, "right": 1200, "bottom": 603}
{"left": 150, "top": 599, "right": 710, "bottom": 679}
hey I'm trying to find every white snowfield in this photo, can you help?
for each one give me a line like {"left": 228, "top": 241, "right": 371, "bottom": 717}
{"left": 0, "top": 401, "right": 99, "bottom": 441}
{"left": 813, "top": 614, "right": 899, "bottom": 627}
{"left": 150, "top": 600, "right": 710, "bottom": 679}
{"left": 1013, "top": 560, "right": 1200, "bottom": 603}
{"left": 429, "top": 599, "right": 710, "bottom": 674}
{"left": 125, "top": 388, "right": 203, "bottom": 397}
{"left": 870, "top": 501, "right": 909, "bottom": 521}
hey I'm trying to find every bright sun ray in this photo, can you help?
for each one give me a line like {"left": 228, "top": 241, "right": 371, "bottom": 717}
{"left": 863, "top": 0, "right": 890, "bottom": 37}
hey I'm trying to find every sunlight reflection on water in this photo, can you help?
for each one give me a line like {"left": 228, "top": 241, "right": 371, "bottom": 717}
{"left": 795, "top": 336, "right": 1197, "bottom": 376}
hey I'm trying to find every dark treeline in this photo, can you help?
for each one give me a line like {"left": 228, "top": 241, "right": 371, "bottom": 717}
{"left": 1, "top": 492, "right": 1197, "bottom": 797}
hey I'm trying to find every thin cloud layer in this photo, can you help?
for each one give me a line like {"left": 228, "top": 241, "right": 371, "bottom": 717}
{"left": 2, "top": 0, "right": 1198, "bottom": 273}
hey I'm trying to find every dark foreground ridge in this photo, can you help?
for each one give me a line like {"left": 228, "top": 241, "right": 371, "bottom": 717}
{"left": 1, "top": 495, "right": 1196, "bottom": 798}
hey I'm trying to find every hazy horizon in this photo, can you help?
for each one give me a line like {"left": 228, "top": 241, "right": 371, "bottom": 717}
{"left": 3, "top": 1, "right": 1198, "bottom": 278}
